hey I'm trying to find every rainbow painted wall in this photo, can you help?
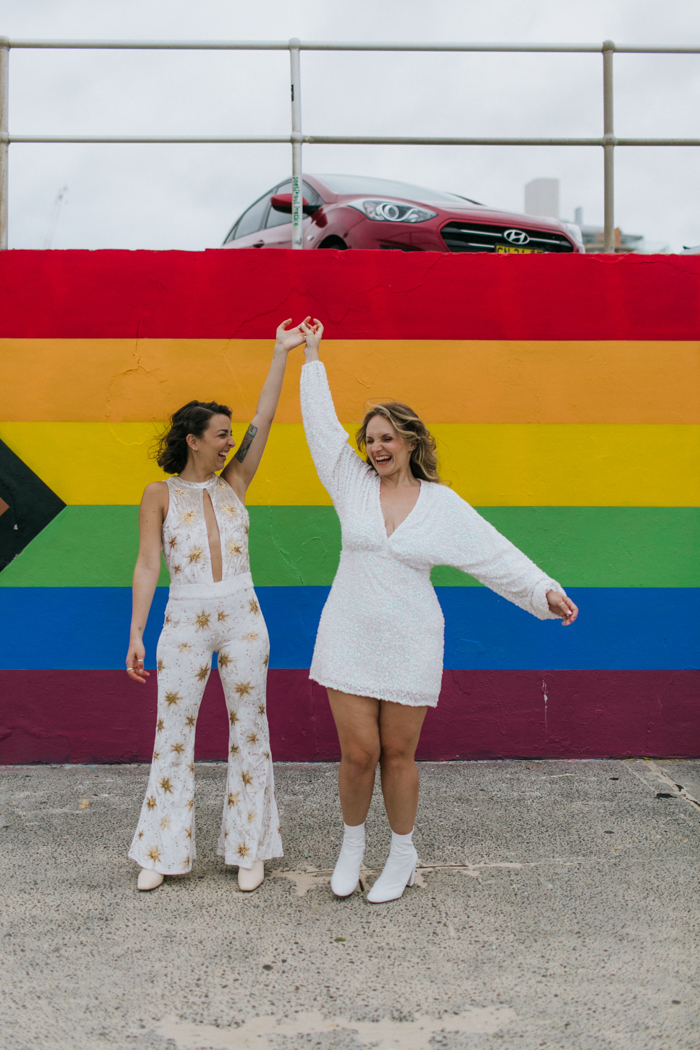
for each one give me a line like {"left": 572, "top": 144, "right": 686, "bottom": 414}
{"left": 0, "top": 249, "right": 698, "bottom": 763}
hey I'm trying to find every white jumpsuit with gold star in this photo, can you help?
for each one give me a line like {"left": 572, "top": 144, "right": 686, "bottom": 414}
{"left": 128, "top": 475, "right": 283, "bottom": 875}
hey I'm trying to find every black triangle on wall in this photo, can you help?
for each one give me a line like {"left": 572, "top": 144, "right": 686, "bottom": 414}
{"left": 0, "top": 438, "right": 66, "bottom": 572}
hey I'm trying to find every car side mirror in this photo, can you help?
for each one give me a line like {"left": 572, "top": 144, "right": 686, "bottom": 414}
{"left": 271, "top": 193, "right": 319, "bottom": 216}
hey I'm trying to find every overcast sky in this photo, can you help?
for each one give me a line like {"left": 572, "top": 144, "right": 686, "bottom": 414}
{"left": 4, "top": 0, "right": 700, "bottom": 252}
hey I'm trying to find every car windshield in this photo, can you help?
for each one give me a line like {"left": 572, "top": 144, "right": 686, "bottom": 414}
{"left": 316, "top": 174, "right": 467, "bottom": 203}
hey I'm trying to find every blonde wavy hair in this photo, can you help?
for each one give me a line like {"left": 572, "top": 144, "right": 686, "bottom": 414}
{"left": 356, "top": 401, "right": 441, "bottom": 484}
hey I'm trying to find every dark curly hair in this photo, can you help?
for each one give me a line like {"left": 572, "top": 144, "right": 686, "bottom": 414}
{"left": 154, "top": 400, "right": 232, "bottom": 475}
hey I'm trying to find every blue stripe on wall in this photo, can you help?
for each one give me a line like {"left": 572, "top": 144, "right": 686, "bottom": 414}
{"left": 1, "top": 587, "right": 697, "bottom": 671}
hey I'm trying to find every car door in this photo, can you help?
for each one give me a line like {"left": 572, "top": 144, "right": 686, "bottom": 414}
{"left": 257, "top": 181, "right": 324, "bottom": 248}
{"left": 224, "top": 193, "right": 269, "bottom": 248}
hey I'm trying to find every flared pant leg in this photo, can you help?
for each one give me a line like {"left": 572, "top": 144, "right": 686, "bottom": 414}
{"left": 216, "top": 586, "right": 283, "bottom": 868}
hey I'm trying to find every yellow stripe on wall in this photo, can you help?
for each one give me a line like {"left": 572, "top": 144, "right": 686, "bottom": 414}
{"left": 2, "top": 339, "right": 699, "bottom": 424}
{"left": 1, "top": 422, "right": 697, "bottom": 507}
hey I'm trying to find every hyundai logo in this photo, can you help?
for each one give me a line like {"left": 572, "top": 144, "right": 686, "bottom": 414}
{"left": 503, "top": 229, "right": 530, "bottom": 245}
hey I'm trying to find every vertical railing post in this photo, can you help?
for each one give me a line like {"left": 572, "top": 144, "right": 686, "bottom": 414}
{"left": 0, "top": 37, "right": 9, "bottom": 251}
{"left": 602, "top": 39, "right": 615, "bottom": 253}
{"left": 289, "top": 38, "right": 303, "bottom": 249}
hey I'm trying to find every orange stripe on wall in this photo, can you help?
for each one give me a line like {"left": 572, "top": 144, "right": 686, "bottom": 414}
{"left": 2, "top": 339, "right": 699, "bottom": 424}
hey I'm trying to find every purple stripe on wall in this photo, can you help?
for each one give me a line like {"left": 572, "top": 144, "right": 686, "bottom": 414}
{"left": 1, "top": 669, "right": 698, "bottom": 764}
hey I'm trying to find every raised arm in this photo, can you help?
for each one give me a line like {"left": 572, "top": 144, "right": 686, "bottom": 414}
{"left": 300, "top": 319, "right": 367, "bottom": 504}
{"left": 222, "top": 318, "right": 309, "bottom": 501}
{"left": 433, "top": 491, "right": 578, "bottom": 625}
{"left": 126, "top": 482, "right": 168, "bottom": 684}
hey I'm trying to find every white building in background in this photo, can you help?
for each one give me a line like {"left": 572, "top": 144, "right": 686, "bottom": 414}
{"left": 524, "top": 178, "right": 560, "bottom": 220}
{"left": 524, "top": 179, "right": 667, "bottom": 253}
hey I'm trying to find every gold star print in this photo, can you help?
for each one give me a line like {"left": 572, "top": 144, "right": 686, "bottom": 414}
{"left": 195, "top": 665, "right": 209, "bottom": 682}
{"left": 217, "top": 609, "right": 229, "bottom": 622}
{"left": 137, "top": 830, "right": 144, "bottom": 839}
{"left": 185, "top": 715, "right": 196, "bottom": 728}
{"left": 153, "top": 751, "right": 160, "bottom": 761}
{"left": 180, "top": 509, "right": 197, "bottom": 525}
{"left": 229, "top": 710, "right": 239, "bottom": 726}
{"left": 227, "top": 542, "right": 243, "bottom": 556}
{"left": 160, "top": 817, "right": 170, "bottom": 830}
{"left": 222, "top": 503, "right": 238, "bottom": 517}
{"left": 227, "top": 792, "right": 240, "bottom": 807}
{"left": 171, "top": 742, "right": 185, "bottom": 755}
{"left": 188, "top": 547, "right": 203, "bottom": 563}
{"left": 195, "top": 611, "right": 211, "bottom": 630}
{"left": 164, "top": 691, "right": 180, "bottom": 707}
{"left": 186, "top": 798, "right": 194, "bottom": 810}
{"left": 157, "top": 659, "right": 165, "bottom": 673}
{"left": 247, "top": 732, "right": 259, "bottom": 745}
{"left": 156, "top": 719, "right": 165, "bottom": 732}
{"left": 186, "top": 827, "right": 192, "bottom": 839}
{"left": 262, "top": 654, "right": 269, "bottom": 668}
{"left": 172, "top": 564, "right": 182, "bottom": 575}
{"left": 178, "top": 641, "right": 192, "bottom": 652}
{"left": 237, "top": 843, "right": 251, "bottom": 859}
{"left": 263, "top": 750, "right": 270, "bottom": 760}
{"left": 257, "top": 703, "right": 266, "bottom": 716}
{"left": 245, "top": 632, "right": 258, "bottom": 642}
{"left": 174, "top": 488, "right": 185, "bottom": 496}
{"left": 218, "top": 652, "right": 231, "bottom": 669}
{"left": 241, "top": 771, "right": 253, "bottom": 787}
{"left": 235, "top": 681, "right": 252, "bottom": 697}
{"left": 185, "top": 855, "right": 190, "bottom": 866}
{"left": 247, "top": 811, "right": 255, "bottom": 824}
{"left": 147, "top": 846, "right": 161, "bottom": 863}
{"left": 169, "top": 535, "right": 178, "bottom": 548}
{"left": 164, "top": 613, "right": 172, "bottom": 625}
{"left": 159, "top": 777, "right": 173, "bottom": 794}
{"left": 245, "top": 525, "right": 250, "bottom": 535}
{"left": 146, "top": 796, "right": 157, "bottom": 810}
{"left": 230, "top": 743, "right": 239, "bottom": 757}
{"left": 188, "top": 763, "right": 195, "bottom": 774}
{"left": 248, "top": 598, "right": 259, "bottom": 615}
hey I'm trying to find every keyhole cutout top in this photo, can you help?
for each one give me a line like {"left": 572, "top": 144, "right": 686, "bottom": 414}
{"left": 202, "top": 489, "right": 223, "bottom": 582}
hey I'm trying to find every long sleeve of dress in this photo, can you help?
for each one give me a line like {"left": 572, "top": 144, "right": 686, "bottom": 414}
{"left": 300, "top": 359, "right": 367, "bottom": 509}
{"left": 430, "top": 489, "right": 564, "bottom": 620}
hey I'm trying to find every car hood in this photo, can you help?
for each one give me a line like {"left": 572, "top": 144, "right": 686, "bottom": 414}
{"left": 430, "top": 201, "right": 567, "bottom": 231}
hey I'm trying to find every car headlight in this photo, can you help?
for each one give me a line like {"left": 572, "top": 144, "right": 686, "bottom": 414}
{"left": 564, "top": 222, "right": 584, "bottom": 245}
{"left": 348, "top": 199, "right": 438, "bottom": 223}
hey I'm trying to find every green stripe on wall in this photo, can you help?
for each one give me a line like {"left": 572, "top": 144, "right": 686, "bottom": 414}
{"left": 1, "top": 505, "right": 698, "bottom": 589}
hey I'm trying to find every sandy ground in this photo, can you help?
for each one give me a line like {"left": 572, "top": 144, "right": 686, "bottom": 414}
{"left": 1, "top": 758, "right": 699, "bottom": 1050}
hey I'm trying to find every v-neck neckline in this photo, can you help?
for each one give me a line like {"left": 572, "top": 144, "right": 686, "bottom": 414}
{"left": 377, "top": 477, "right": 424, "bottom": 540}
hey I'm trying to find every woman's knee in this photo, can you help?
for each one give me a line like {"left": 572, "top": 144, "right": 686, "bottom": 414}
{"left": 342, "top": 743, "right": 380, "bottom": 777}
{"left": 380, "top": 741, "right": 418, "bottom": 771}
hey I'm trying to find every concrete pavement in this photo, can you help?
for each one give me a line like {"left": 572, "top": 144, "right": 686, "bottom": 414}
{"left": 1, "top": 758, "right": 698, "bottom": 1050}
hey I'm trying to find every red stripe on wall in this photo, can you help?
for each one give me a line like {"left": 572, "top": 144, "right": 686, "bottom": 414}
{"left": 1, "top": 669, "right": 698, "bottom": 763}
{"left": 1, "top": 251, "right": 700, "bottom": 340}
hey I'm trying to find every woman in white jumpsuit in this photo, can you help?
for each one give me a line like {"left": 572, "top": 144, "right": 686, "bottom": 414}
{"left": 126, "top": 318, "right": 309, "bottom": 892}
{"left": 299, "top": 320, "right": 579, "bottom": 903}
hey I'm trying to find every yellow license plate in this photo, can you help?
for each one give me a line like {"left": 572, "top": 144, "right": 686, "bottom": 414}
{"left": 496, "top": 245, "right": 544, "bottom": 254}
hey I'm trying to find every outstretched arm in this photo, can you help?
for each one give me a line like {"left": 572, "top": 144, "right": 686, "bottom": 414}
{"left": 222, "top": 318, "right": 309, "bottom": 501}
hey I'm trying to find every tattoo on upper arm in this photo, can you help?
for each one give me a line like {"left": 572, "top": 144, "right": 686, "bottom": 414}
{"left": 234, "top": 424, "right": 258, "bottom": 463}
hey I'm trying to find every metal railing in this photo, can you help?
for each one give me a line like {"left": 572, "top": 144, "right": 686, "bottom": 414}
{"left": 1, "top": 37, "right": 699, "bottom": 252}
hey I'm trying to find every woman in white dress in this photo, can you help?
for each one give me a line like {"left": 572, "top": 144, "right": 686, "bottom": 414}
{"left": 299, "top": 320, "right": 579, "bottom": 903}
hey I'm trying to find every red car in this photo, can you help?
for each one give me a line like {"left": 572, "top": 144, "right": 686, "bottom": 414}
{"left": 222, "top": 173, "right": 584, "bottom": 253}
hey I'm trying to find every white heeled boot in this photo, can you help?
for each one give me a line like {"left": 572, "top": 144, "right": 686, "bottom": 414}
{"left": 366, "top": 830, "right": 417, "bottom": 903}
{"left": 331, "top": 822, "right": 366, "bottom": 897}
{"left": 137, "top": 868, "right": 164, "bottom": 891}
{"left": 238, "top": 860, "right": 264, "bottom": 891}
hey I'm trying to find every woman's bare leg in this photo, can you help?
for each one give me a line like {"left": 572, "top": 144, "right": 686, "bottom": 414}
{"left": 327, "top": 690, "right": 381, "bottom": 826}
{"left": 378, "top": 701, "right": 428, "bottom": 834}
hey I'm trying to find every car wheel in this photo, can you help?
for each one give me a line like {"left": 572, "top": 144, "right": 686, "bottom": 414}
{"left": 318, "top": 236, "right": 348, "bottom": 250}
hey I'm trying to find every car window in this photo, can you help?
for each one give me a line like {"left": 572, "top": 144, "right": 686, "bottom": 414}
{"left": 265, "top": 180, "right": 323, "bottom": 228}
{"left": 316, "top": 174, "right": 464, "bottom": 203}
{"left": 232, "top": 194, "right": 269, "bottom": 239}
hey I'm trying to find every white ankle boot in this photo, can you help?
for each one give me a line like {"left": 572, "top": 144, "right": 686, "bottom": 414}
{"left": 137, "top": 868, "right": 164, "bottom": 891}
{"left": 366, "top": 830, "right": 417, "bottom": 903}
{"left": 238, "top": 860, "right": 264, "bottom": 891}
{"left": 331, "top": 822, "right": 366, "bottom": 897}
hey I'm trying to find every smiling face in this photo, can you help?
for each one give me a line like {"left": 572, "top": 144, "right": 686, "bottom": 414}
{"left": 186, "top": 413, "right": 235, "bottom": 473}
{"left": 364, "top": 413, "right": 416, "bottom": 479}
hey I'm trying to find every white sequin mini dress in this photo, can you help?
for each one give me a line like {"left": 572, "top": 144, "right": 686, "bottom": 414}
{"left": 300, "top": 360, "right": 564, "bottom": 708}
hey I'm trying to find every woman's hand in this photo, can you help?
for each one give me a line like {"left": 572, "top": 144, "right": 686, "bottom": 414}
{"left": 126, "top": 638, "right": 150, "bottom": 684}
{"left": 301, "top": 317, "right": 324, "bottom": 360}
{"left": 275, "top": 317, "right": 311, "bottom": 354}
{"left": 547, "top": 591, "right": 579, "bottom": 626}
